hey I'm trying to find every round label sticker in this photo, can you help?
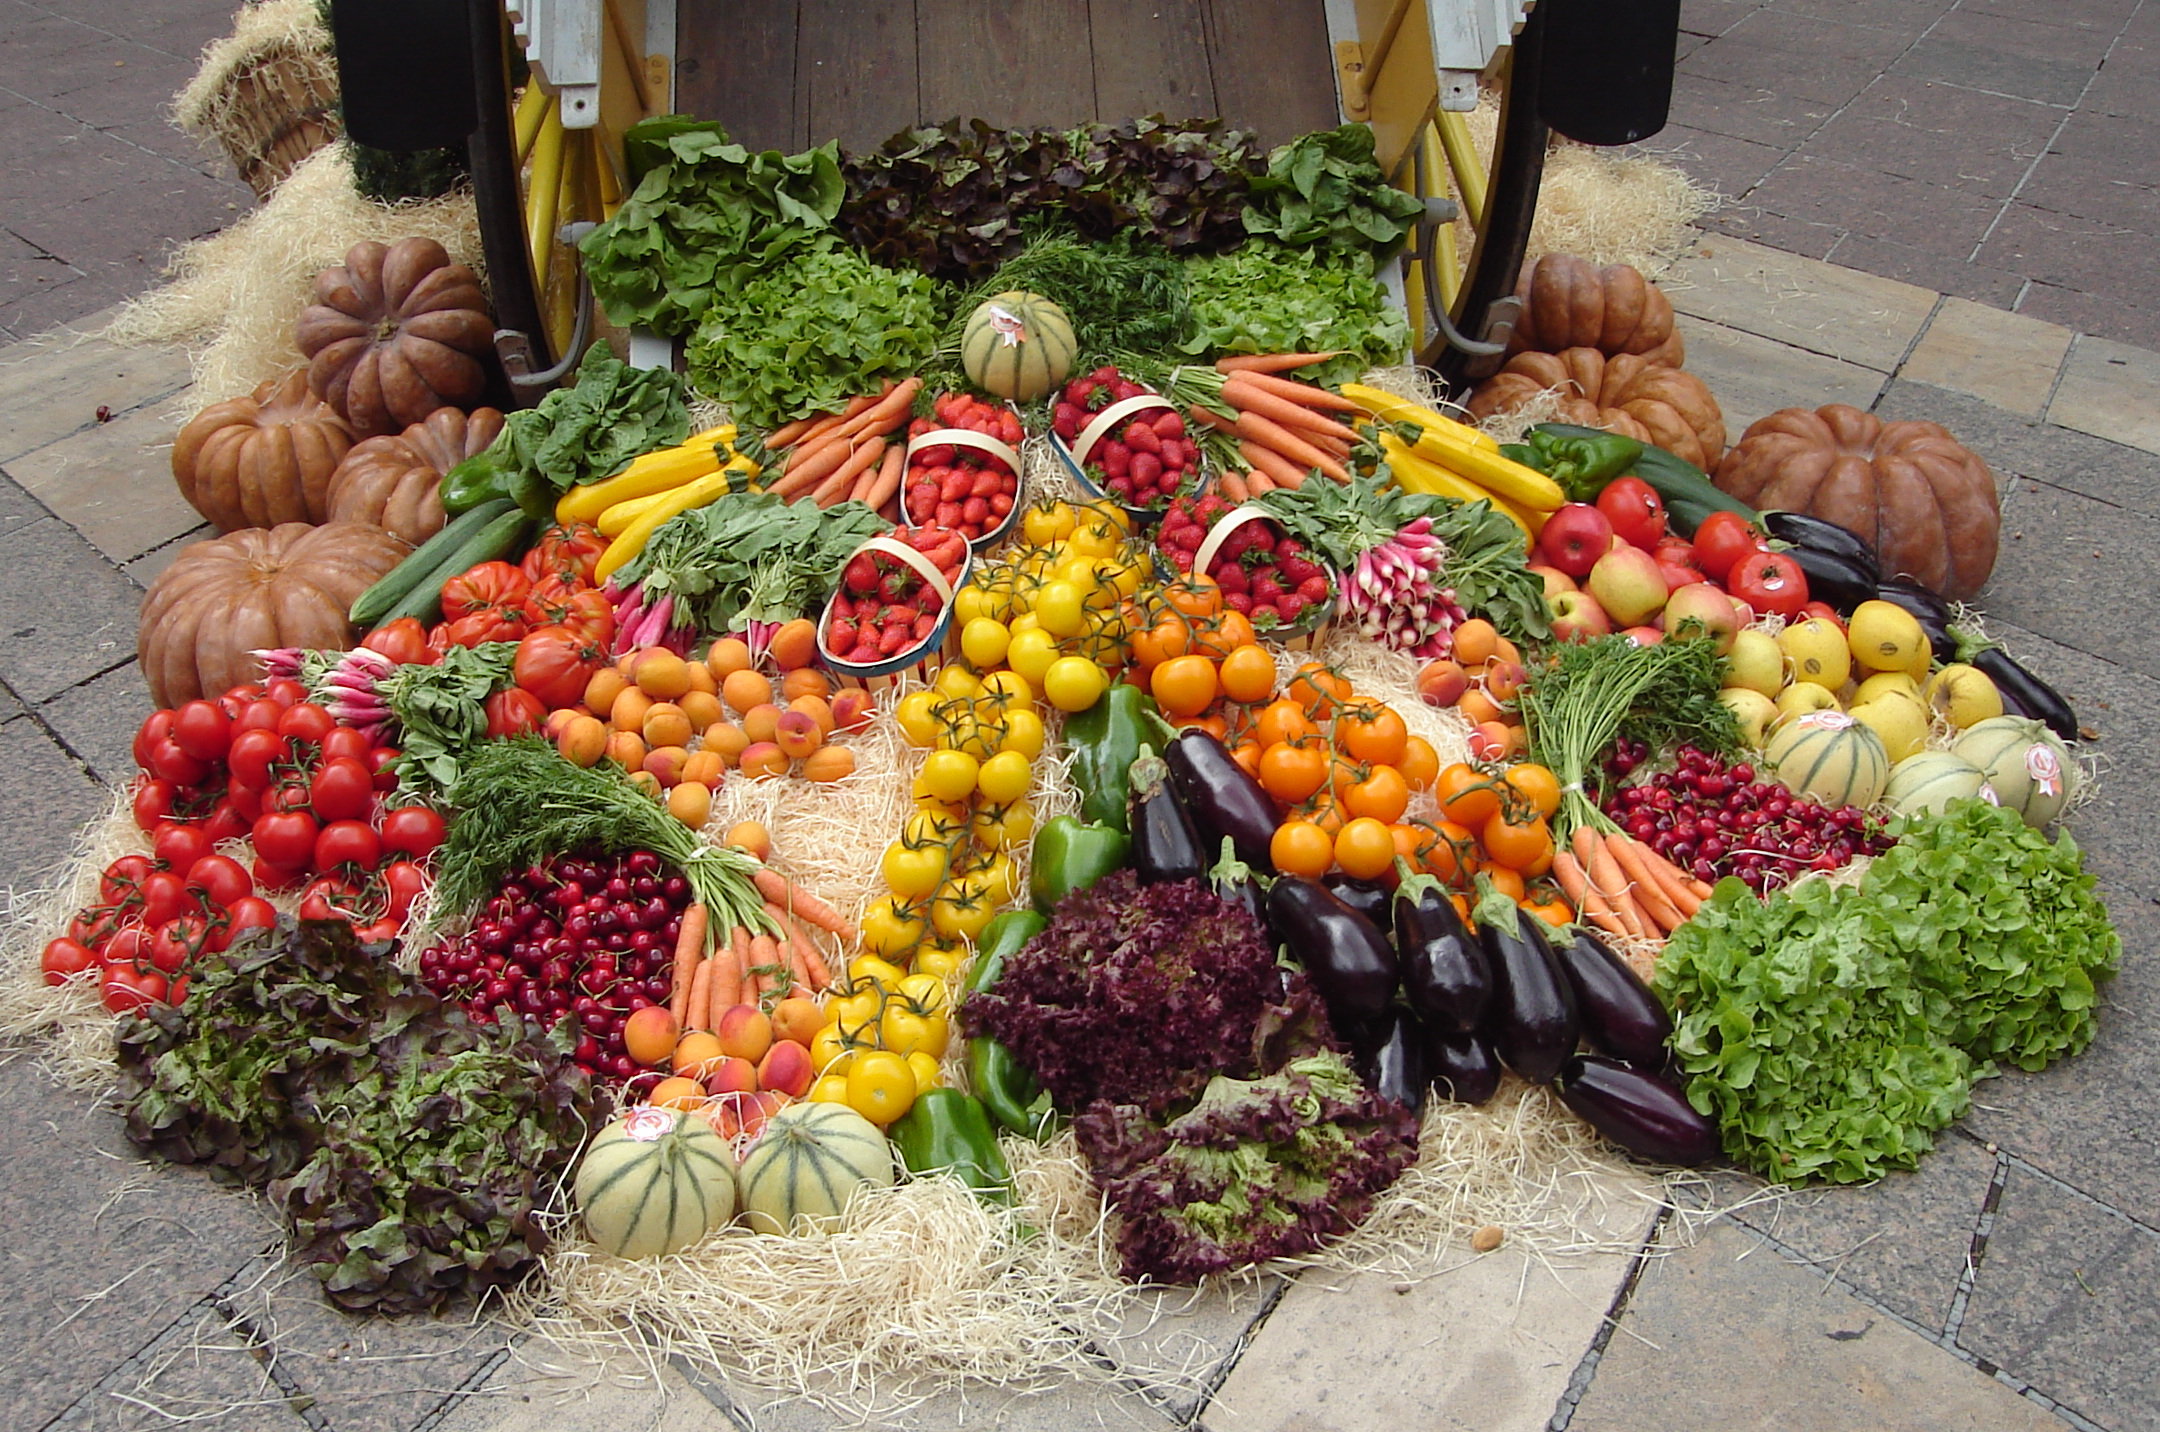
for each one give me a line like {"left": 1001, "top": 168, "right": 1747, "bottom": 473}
{"left": 2027, "top": 744, "right": 2063, "bottom": 798}
{"left": 1805, "top": 710, "right": 1855, "bottom": 731}
{"left": 986, "top": 304, "right": 1028, "bottom": 347}
{"left": 623, "top": 1104, "right": 676, "bottom": 1142}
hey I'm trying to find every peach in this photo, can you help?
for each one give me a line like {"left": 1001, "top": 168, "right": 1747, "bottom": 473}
{"left": 721, "top": 668, "right": 773, "bottom": 715}
{"left": 758, "top": 1040, "right": 815, "bottom": 1099}
{"left": 1483, "top": 659, "right": 1527, "bottom": 703}
{"left": 704, "top": 1055, "right": 760, "bottom": 1096}
{"left": 711, "top": 1089, "right": 786, "bottom": 1142}
{"left": 770, "top": 995, "right": 823, "bottom": 1047}
{"left": 774, "top": 709, "right": 824, "bottom": 760}
{"left": 738, "top": 741, "right": 789, "bottom": 780}
{"left": 716, "top": 1004, "right": 775, "bottom": 1063}
{"left": 623, "top": 1006, "right": 680, "bottom": 1067}
{"left": 1415, "top": 658, "right": 1469, "bottom": 709}
{"left": 829, "top": 687, "right": 876, "bottom": 732}
{"left": 646, "top": 1075, "right": 707, "bottom": 1111}
{"left": 1468, "top": 720, "right": 1523, "bottom": 762}
{"left": 706, "top": 636, "right": 752, "bottom": 680}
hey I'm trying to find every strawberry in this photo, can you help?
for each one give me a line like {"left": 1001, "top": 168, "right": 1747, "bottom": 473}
{"left": 1298, "top": 575, "right": 1331, "bottom": 603}
{"left": 847, "top": 642, "right": 879, "bottom": 664}
{"left": 1154, "top": 411, "right": 1185, "bottom": 440}
{"left": 1224, "top": 591, "right": 1253, "bottom": 614}
{"left": 878, "top": 626, "right": 913, "bottom": 656}
{"left": 1125, "top": 422, "right": 1161, "bottom": 456}
{"left": 1131, "top": 452, "right": 1162, "bottom": 489}
{"left": 1279, "top": 594, "right": 1310, "bottom": 622}
{"left": 912, "top": 611, "right": 938, "bottom": 640}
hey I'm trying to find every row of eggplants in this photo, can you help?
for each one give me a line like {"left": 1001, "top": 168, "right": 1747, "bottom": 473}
{"left": 1130, "top": 727, "right": 1719, "bottom": 1168}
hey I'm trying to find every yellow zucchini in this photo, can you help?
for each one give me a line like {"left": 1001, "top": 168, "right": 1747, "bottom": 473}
{"left": 592, "top": 470, "right": 736, "bottom": 582}
{"left": 557, "top": 441, "right": 724, "bottom": 525}
{"left": 1409, "top": 433, "right": 1565, "bottom": 512}
{"left": 1340, "top": 383, "right": 1502, "bottom": 452}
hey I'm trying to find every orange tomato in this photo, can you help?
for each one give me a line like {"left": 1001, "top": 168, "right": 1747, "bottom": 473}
{"left": 1390, "top": 822, "right": 1432, "bottom": 869}
{"left": 1151, "top": 654, "right": 1220, "bottom": 717}
{"left": 1131, "top": 617, "right": 1191, "bottom": 671}
{"left": 1218, "top": 643, "right": 1277, "bottom": 705}
{"left": 1258, "top": 742, "right": 1329, "bottom": 804}
{"left": 1343, "top": 764, "right": 1410, "bottom": 824}
{"left": 1193, "top": 609, "right": 1257, "bottom": 659}
{"left": 1164, "top": 571, "right": 1223, "bottom": 618}
{"left": 1482, "top": 810, "right": 1555, "bottom": 877}
{"left": 1306, "top": 797, "right": 1347, "bottom": 837}
{"left": 1525, "top": 899, "right": 1574, "bottom": 929}
{"left": 1437, "top": 763, "right": 1501, "bottom": 826}
{"left": 1270, "top": 819, "right": 1335, "bottom": 878}
{"left": 1450, "top": 892, "right": 1473, "bottom": 924}
{"left": 1453, "top": 618, "right": 1500, "bottom": 666}
{"left": 1336, "top": 703, "right": 1408, "bottom": 767}
{"left": 1253, "top": 697, "right": 1319, "bottom": 750}
{"left": 1177, "top": 712, "right": 1230, "bottom": 741}
{"left": 1231, "top": 741, "right": 1264, "bottom": 780}
{"left": 1398, "top": 734, "right": 1439, "bottom": 791}
{"left": 1334, "top": 818, "right": 1397, "bottom": 881}
{"left": 1423, "top": 820, "right": 1478, "bottom": 885}
{"left": 1286, "top": 662, "right": 1352, "bottom": 719}
{"left": 1485, "top": 865, "right": 1527, "bottom": 902}
{"left": 1502, "top": 762, "right": 1563, "bottom": 821}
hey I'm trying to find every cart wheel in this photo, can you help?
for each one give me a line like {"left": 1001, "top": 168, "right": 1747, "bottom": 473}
{"left": 1400, "top": 5, "right": 1549, "bottom": 392}
{"left": 465, "top": 0, "right": 608, "bottom": 404}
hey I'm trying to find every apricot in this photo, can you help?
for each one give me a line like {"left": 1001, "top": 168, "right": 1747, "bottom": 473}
{"left": 716, "top": 1004, "right": 775, "bottom": 1064}
{"left": 679, "top": 749, "right": 725, "bottom": 786}
{"left": 642, "top": 701, "right": 694, "bottom": 749}
{"left": 706, "top": 636, "right": 752, "bottom": 680}
{"left": 801, "top": 746, "right": 856, "bottom": 783}
{"left": 556, "top": 714, "right": 608, "bottom": 767}
{"left": 679, "top": 689, "right": 724, "bottom": 730}
{"left": 770, "top": 996, "right": 823, "bottom": 1047}
{"left": 643, "top": 745, "right": 689, "bottom": 787}
{"left": 667, "top": 780, "right": 713, "bottom": 829}
{"left": 768, "top": 618, "right": 819, "bottom": 671}
{"left": 702, "top": 722, "right": 750, "bottom": 766}
{"left": 604, "top": 729, "right": 648, "bottom": 771}
{"left": 774, "top": 709, "right": 824, "bottom": 761}
{"left": 646, "top": 1075, "right": 707, "bottom": 1111}
{"left": 724, "top": 820, "right": 772, "bottom": 860}
{"left": 741, "top": 701, "right": 783, "bottom": 745}
{"left": 672, "top": 1029, "right": 725, "bottom": 1077}
{"left": 634, "top": 648, "right": 693, "bottom": 700}
{"left": 781, "top": 666, "right": 832, "bottom": 702}
{"left": 788, "top": 693, "right": 836, "bottom": 736}
{"left": 609, "top": 685, "right": 654, "bottom": 733}
{"left": 721, "top": 668, "right": 772, "bottom": 715}
{"left": 584, "top": 666, "right": 629, "bottom": 716}
{"left": 623, "top": 1006, "right": 680, "bottom": 1067}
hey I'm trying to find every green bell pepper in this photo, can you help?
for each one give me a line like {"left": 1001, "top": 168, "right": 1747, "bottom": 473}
{"left": 1502, "top": 427, "right": 1644, "bottom": 504}
{"left": 438, "top": 444, "right": 519, "bottom": 515}
{"left": 891, "top": 1089, "right": 1014, "bottom": 1204}
{"left": 1029, "top": 816, "right": 1129, "bottom": 914}
{"left": 961, "top": 910, "right": 1056, "bottom": 1140}
{"left": 1063, "top": 684, "right": 1158, "bottom": 833}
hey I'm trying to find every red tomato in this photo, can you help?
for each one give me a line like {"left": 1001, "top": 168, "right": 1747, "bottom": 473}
{"left": 101, "top": 965, "right": 167, "bottom": 1013}
{"left": 185, "top": 853, "right": 253, "bottom": 910}
{"left": 70, "top": 904, "right": 133, "bottom": 950}
{"left": 1727, "top": 550, "right": 1810, "bottom": 621}
{"left": 148, "top": 739, "right": 211, "bottom": 788}
{"left": 1692, "top": 511, "right": 1764, "bottom": 583}
{"left": 221, "top": 896, "right": 278, "bottom": 947}
{"left": 513, "top": 625, "right": 603, "bottom": 710}
{"left": 171, "top": 700, "right": 233, "bottom": 763}
{"left": 265, "top": 781, "right": 315, "bottom": 815}
{"left": 217, "top": 684, "right": 263, "bottom": 719}
{"left": 251, "top": 857, "right": 306, "bottom": 892}
{"left": 298, "top": 873, "right": 370, "bottom": 923}
{"left": 319, "top": 726, "right": 374, "bottom": 766}
{"left": 366, "top": 747, "right": 401, "bottom": 792}
{"left": 227, "top": 728, "right": 289, "bottom": 789}
{"left": 278, "top": 702, "right": 336, "bottom": 745}
{"left": 265, "top": 678, "right": 307, "bottom": 709}
{"left": 529, "top": 579, "right": 616, "bottom": 647}
{"left": 147, "top": 915, "right": 208, "bottom": 974}
{"left": 100, "top": 854, "right": 156, "bottom": 906}
{"left": 201, "top": 798, "right": 251, "bottom": 846}
{"left": 132, "top": 710, "right": 176, "bottom": 772}
{"left": 440, "top": 560, "right": 534, "bottom": 621}
{"left": 381, "top": 859, "right": 428, "bottom": 920}
{"left": 101, "top": 925, "right": 154, "bottom": 970}
{"left": 233, "top": 698, "right": 284, "bottom": 735}
{"left": 138, "top": 871, "right": 192, "bottom": 928}
{"left": 521, "top": 524, "right": 609, "bottom": 587}
{"left": 360, "top": 616, "right": 438, "bottom": 667}
{"left": 152, "top": 822, "right": 215, "bottom": 876}
{"left": 484, "top": 688, "right": 547, "bottom": 738}
{"left": 252, "top": 809, "right": 319, "bottom": 870}
{"left": 314, "top": 819, "right": 382, "bottom": 872}
{"left": 1595, "top": 477, "right": 1668, "bottom": 551}
{"left": 380, "top": 806, "right": 447, "bottom": 859}
{"left": 310, "top": 756, "right": 377, "bottom": 823}
{"left": 132, "top": 778, "right": 177, "bottom": 832}
{"left": 40, "top": 937, "right": 99, "bottom": 984}
{"left": 354, "top": 917, "right": 403, "bottom": 944}
{"left": 443, "top": 610, "right": 531, "bottom": 648}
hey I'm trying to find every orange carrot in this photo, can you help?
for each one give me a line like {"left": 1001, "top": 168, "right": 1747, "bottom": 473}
{"left": 1216, "top": 352, "right": 1343, "bottom": 374}
{"left": 669, "top": 902, "right": 708, "bottom": 1024}
{"left": 1621, "top": 834, "right": 1702, "bottom": 919}
{"left": 751, "top": 866, "right": 855, "bottom": 939}
{"left": 1234, "top": 409, "right": 1351, "bottom": 482}
{"left": 1308, "top": 432, "right": 1352, "bottom": 460}
{"left": 1579, "top": 827, "right": 1647, "bottom": 941}
{"left": 711, "top": 925, "right": 747, "bottom": 1013}
{"left": 766, "top": 904, "right": 813, "bottom": 993}
{"left": 772, "top": 907, "right": 834, "bottom": 991}
{"left": 748, "top": 933, "right": 784, "bottom": 1002}
{"left": 826, "top": 378, "right": 922, "bottom": 445}
{"left": 863, "top": 446, "right": 907, "bottom": 513}
{"left": 1238, "top": 438, "right": 1307, "bottom": 490}
{"left": 1217, "top": 470, "right": 1250, "bottom": 504}
{"left": 1688, "top": 876, "right": 1715, "bottom": 901}
{"left": 1227, "top": 369, "right": 1364, "bottom": 413}
{"left": 685, "top": 960, "right": 715, "bottom": 1031}
{"left": 770, "top": 438, "right": 851, "bottom": 495}
{"left": 765, "top": 416, "right": 818, "bottom": 449}
{"left": 1244, "top": 467, "right": 1276, "bottom": 495}
{"left": 1606, "top": 832, "right": 1683, "bottom": 933}
{"left": 780, "top": 393, "right": 879, "bottom": 452}
{"left": 1222, "top": 376, "right": 1362, "bottom": 443}
{"left": 1554, "top": 851, "right": 1627, "bottom": 939}
{"left": 856, "top": 438, "right": 905, "bottom": 504}
{"left": 1185, "top": 404, "right": 1238, "bottom": 433}
{"left": 814, "top": 437, "right": 884, "bottom": 506}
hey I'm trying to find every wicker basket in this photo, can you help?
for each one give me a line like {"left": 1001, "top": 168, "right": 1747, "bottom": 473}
{"left": 194, "top": 43, "right": 343, "bottom": 200}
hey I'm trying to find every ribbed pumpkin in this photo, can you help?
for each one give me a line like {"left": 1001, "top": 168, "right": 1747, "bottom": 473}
{"left": 170, "top": 369, "right": 353, "bottom": 531}
{"left": 295, "top": 237, "right": 493, "bottom": 438}
{"left": 1883, "top": 751, "right": 1994, "bottom": 819}
{"left": 138, "top": 521, "right": 411, "bottom": 706}
{"left": 961, "top": 292, "right": 1075, "bottom": 402}
{"left": 1467, "top": 348, "right": 1727, "bottom": 469}
{"left": 326, "top": 406, "right": 503, "bottom": 545}
{"left": 575, "top": 1107, "right": 738, "bottom": 1259}
{"left": 1507, "top": 254, "right": 1684, "bottom": 367}
{"left": 736, "top": 1102, "right": 893, "bottom": 1235}
{"left": 1765, "top": 709, "right": 1890, "bottom": 808}
{"left": 1713, "top": 405, "right": 2000, "bottom": 600}
{"left": 1952, "top": 716, "right": 2075, "bottom": 827}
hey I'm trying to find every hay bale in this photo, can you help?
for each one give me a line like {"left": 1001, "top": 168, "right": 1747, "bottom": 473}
{"left": 172, "top": 0, "right": 343, "bottom": 200}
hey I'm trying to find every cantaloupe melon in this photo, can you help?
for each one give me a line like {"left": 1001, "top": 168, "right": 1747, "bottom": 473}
{"left": 1952, "top": 716, "right": 2076, "bottom": 827}
{"left": 1765, "top": 710, "right": 1890, "bottom": 808}
{"left": 575, "top": 1106, "right": 738, "bottom": 1259}
{"left": 736, "top": 1101, "right": 894, "bottom": 1235}
{"left": 962, "top": 292, "right": 1076, "bottom": 402}
{"left": 1883, "top": 751, "right": 1994, "bottom": 818}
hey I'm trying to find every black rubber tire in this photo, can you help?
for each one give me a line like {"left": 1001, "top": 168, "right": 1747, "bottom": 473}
{"left": 465, "top": 0, "right": 550, "bottom": 384}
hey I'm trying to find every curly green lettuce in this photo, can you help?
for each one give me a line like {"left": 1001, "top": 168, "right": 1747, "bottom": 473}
{"left": 1180, "top": 241, "right": 1409, "bottom": 387}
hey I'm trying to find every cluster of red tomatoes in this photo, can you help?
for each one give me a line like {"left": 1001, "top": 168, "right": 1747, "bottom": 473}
{"left": 41, "top": 838, "right": 276, "bottom": 1011}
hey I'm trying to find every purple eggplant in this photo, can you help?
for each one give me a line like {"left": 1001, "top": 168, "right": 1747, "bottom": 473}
{"left": 1166, "top": 730, "right": 1279, "bottom": 872}
{"left": 1267, "top": 875, "right": 1399, "bottom": 1038}
{"left": 1871, "top": 578, "right": 1955, "bottom": 651}
{"left": 1205, "top": 838, "right": 1267, "bottom": 930}
{"left": 1473, "top": 879, "right": 1577, "bottom": 1084}
{"left": 1552, "top": 927, "right": 1672, "bottom": 1070}
{"left": 1128, "top": 754, "right": 1205, "bottom": 884}
{"left": 1358, "top": 1007, "right": 1428, "bottom": 1116}
{"left": 1392, "top": 873, "right": 1491, "bottom": 1034}
{"left": 1423, "top": 1026, "right": 1502, "bottom": 1105}
{"left": 1325, "top": 873, "right": 1393, "bottom": 928}
{"left": 1556, "top": 1055, "right": 1720, "bottom": 1166}
{"left": 1971, "top": 645, "right": 2078, "bottom": 740}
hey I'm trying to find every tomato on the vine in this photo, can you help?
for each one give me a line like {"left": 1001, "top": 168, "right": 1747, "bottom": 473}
{"left": 251, "top": 857, "right": 305, "bottom": 892}
{"left": 380, "top": 860, "right": 427, "bottom": 921}
{"left": 360, "top": 616, "right": 437, "bottom": 667}
{"left": 185, "top": 853, "right": 252, "bottom": 910}
{"left": 1726, "top": 550, "right": 1809, "bottom": 622}
{"left": 147, "top": 739, "right": 210, "bottom": 788}
{"left": 40, "top": 937, "right": 99, "bottom": 984}
{"left": 133, "top": 710, "right": 176, "bottom": 771}
{"left": 147, "top": 914, "right": 208, "bottom": 974}
{"left": 137, "top": 870, "right": 192, "bottom": 927}
{"left": 101, "top": 965, "right": 167, "bottom": 1013}
{"left": 314, "top": 819, "right": 382, "bottom": 872}
{"left": 265, "top": 678, "right": 307, "bottom": 709}
{"left": 277, "top": 702, "right": 336, "bottom": 746}
{"left": 151, "top": 823, "right": 215, "bottom": 876}
{"left": 309, "top": 756, "right": 376, "bottom": 823}
{"left": 319, "top": 725, "right": 374, "bottom": 766}
{"left": 380, "top": 806, "right": 446, "bottom": 859}
{"left": 221, "top": 896, "right": 278, "bottom": 948}
{"left": 252, "top": 809, "right": 318, "bottom": 869}
{"left": 171, "top": 700, "right": 233, "bottom": 764}
{"left": 233, "top": 698, "right": 284, "bottom": 735}
{"left": 1691, "top": 511, "right": 1764, "bottom": 583}
{"left": 264, "top": 781, "right": 315, "bottom": 815}
{"left": 100, "top": 854, "right": 156, "bottom": 906}
{"left": 69, "top": 904, "right": 132, "bottom": 950}
{"left": 227, "top": 728, "right": 288, "bottom": 789}
{"left": 484, "top": 688, "right": 546, "bottom": 738}
{"left": 1595, "top": 476, "right": 1668, "bottom": 551}
{"left": 100, "top": 926, "right": 153, "bottom": 970}
{"left": 201, "top": 797, "right": 251, "bottom": 846}
{"left": 366, "top": 746, "right": 401, "bottom": 792}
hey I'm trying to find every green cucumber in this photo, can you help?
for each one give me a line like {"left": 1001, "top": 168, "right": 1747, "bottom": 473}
{"left": 369, "top": 507, "right": 535, "bottom": 631}
{"left": 350, "top": 498, "right": 520, "bottom": 627}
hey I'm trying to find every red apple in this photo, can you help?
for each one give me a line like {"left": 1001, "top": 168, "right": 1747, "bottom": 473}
{"left": 1620, "top": 625, "right": 1665, "bottom": 646}
{"left": 1535, "top": 503, "right": 1615, "bottom": 580}
{"left": 1549, "top": 589, "right": 1612, "bottom": 643}
{"left": 1586, "top": 545, "right": 1669, "bottom": 627}
{"left": 1663, "top": 582, "right": 1741, "bottom": 654}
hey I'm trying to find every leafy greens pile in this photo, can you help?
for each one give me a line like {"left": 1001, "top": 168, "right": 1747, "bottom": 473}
{"left": 1656, "top": 800, "right": 2118, "bottom": 1183}
{"left": 380, "top": 641, "right": 518, "bottom": 804}
{"left": 683, "top": 241, "right": 941, "bottom": 427}
{"left": 953, "top": 230, "right": 1194, "bottom": 377}
{"left": 1241, "top": 125, "right": 1426, "bottom": 261}
{"left": 1181, "top": 241, "right": 1410, "bottom": 386}
{"left": 615, "top": 491, "right": 886, "bottom": 638}
{"left": 579, "top": 118, "right": 845, "bottom": 336}
{"left": 117, "top": 919, "right": 596, "bottom": 1314}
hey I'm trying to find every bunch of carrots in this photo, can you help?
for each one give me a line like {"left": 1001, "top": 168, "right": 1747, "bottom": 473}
{"left": 760, "top": 378, "right": 924, "bottom": 517}
{"left": 1183, "top": 354, "right": 1364, "bottom": 500}
{"left": 1552, "top": 824, "right": 1713, "bottom": 948}
{"left": 668, "top": 862, "right": 855, "bottom": 1029}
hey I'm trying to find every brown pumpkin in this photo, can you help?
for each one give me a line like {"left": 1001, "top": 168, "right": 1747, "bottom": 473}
{"left": 1467, "top": 348, "right": 1727, "bottom": 469}
{"left": 170, "top": 369, "right": 353, "bottom": 531}
{"left": 1714, "top": 405, "right": 2000, "bottom": 600}
{"left": 1507, "top": 253, "right": 1685, "bottom": 366}
{"left": 139, "top": 522, "right": 412, "bottom": 707}
{"left": 294, "top": 237, "right": 493, "bottom": 439}
{"left": 326, "top": 406, "right": 504, "bottom": 545}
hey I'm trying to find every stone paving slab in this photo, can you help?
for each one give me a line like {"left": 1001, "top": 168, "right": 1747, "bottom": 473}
{"left": 2048, "top": 335, "right": 2160, "bottom": 457}
{"left": 1570, "top": 1222, "right": 2065, "bottom": 1432}
{"left": 1958, "top": 1165, "right": 2160, "bottom": 1432}
{"left": 1101, "top": 1275, "right": 1280, "bottom": 1422}
{"left": 1977, "top": 475, "right": 2160, "bottom": 678}
{"left": 1873, "top": 379, "right": 2160, "bottom": 524}
{"left": 747, "top": 1372, "right": 1181, "bottom": 1432}
{"left": 0, "top": 514, "right": 143, "bottom": 705}
{"left": 2, "top": 396, "right": 205, "bottom": 565}
{"left": 41, "top": 1300, "right": 312, "bottom": 1432}
{"left": 1670, "top": 316, "right": 1890, "bottom": 438}
{"left": 38, "top": 658, "right": 153, "bottom": 785}
{"left": 0, "top": 316, "right": 193, "bottom": 467}
{"left": 1664, "top": 234, "right": 1939, "bottom": 371}
{"left": 1901, "top": 299, "right": 2075, "bottom": 418}
{"left": 429, "top": 1349, "right": 739, "bottom": 1432}
{"left": 0, "top": 714, "right": 109, "bottom": 892}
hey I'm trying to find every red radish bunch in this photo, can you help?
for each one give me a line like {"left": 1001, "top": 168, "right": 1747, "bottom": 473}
{"left": 822, "top": 525, "right": 969, "bottom": 665}
{"left": 1155, "top": 494, "right": 1331, "bottom": 629}
{"left": 904, "top": 393, "right": 1023, "bottom": 541}
{"left": 1342, "top": 517, "right": 1466, "bottom": 658}
{"left": 1053, "top": 367, "right": 1197, "bottom": 509}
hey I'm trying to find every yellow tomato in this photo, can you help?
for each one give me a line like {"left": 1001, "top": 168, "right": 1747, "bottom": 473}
{"left": 1023, "top": 502, "right": 1077, "bottom": 546}
{"left": 919, "top": 748, "right": 981, "bottom": 803}
{"left": 952, "top": 585, "right": 991, "bottom": 626}
{"left": 897, "top": 972, "right": 951, "bottom": 1018}
{"left": 1007, "top": 610, "right": 1043, "bottom": 636}
{"left": 809, "top": 1072, "right": 852, "bottom": 1105}
{"left": 1042, "top": 655, "right": 1109, "bottom": 713}
{"left": 951, "top": 709, "right": 1002, "bottom": 761}
{"left": 880, "top": 839, "right": 949, "bottom": 900}
{"left": 847, "top": 953, "right": 909, "bottom": 992}
{"left": 928, "top": 873, "right": 996, "bottom": 943}
{"left": 906, "top": 1050, "right": 943, "bottom": 1094}
{"left": 933, "top": 665, "right": 982, "bottom": 701}
{"left": 973, "top": 798, "right": 1035, "bottom": 851}
{"left": 831, "top": 983, "right": 886, "bottom": 1032}
{"left": 846, "top": 1050, "right": 918, "bottom": 1126}
{"left": 977, "top": 749, "right": 1033, "bottom": 804}
{"left": 960, "top": 617, "right": 1011, "bottom": 669}
{"left": 1067, "top": 524, "right": 1119, "bottom": 559}
{"left": 1034, "top": 580, "right": 1086, "bottom": 638}
{"left": 977, "top": 669, "right": 1036, "bottom": 713}
{"left": 879, "top": 1003, "right": 951, "bottom": 1060}
{"left": 1007, "top": 628, "right": 1061, "bottom": 685}
{"left": 976, "top": 851, "right": 1021, "bottom": 905}
{"left": 999, "top": 707, "right": 1046, "bottom": 759}
{"left": 904, "top": 804, "right": 970, "bottom": 846}
{"left": 913, "top": 943, "right": 968, "bottom": 984}
{"left": 895, "top": 690, "right": 941, "bottom": 748}
{"left": 858, "top": 895, "right": 926, "bottom": 957}
{"left": 809, "top": 1022, "right": 859, "bottom": 1077}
